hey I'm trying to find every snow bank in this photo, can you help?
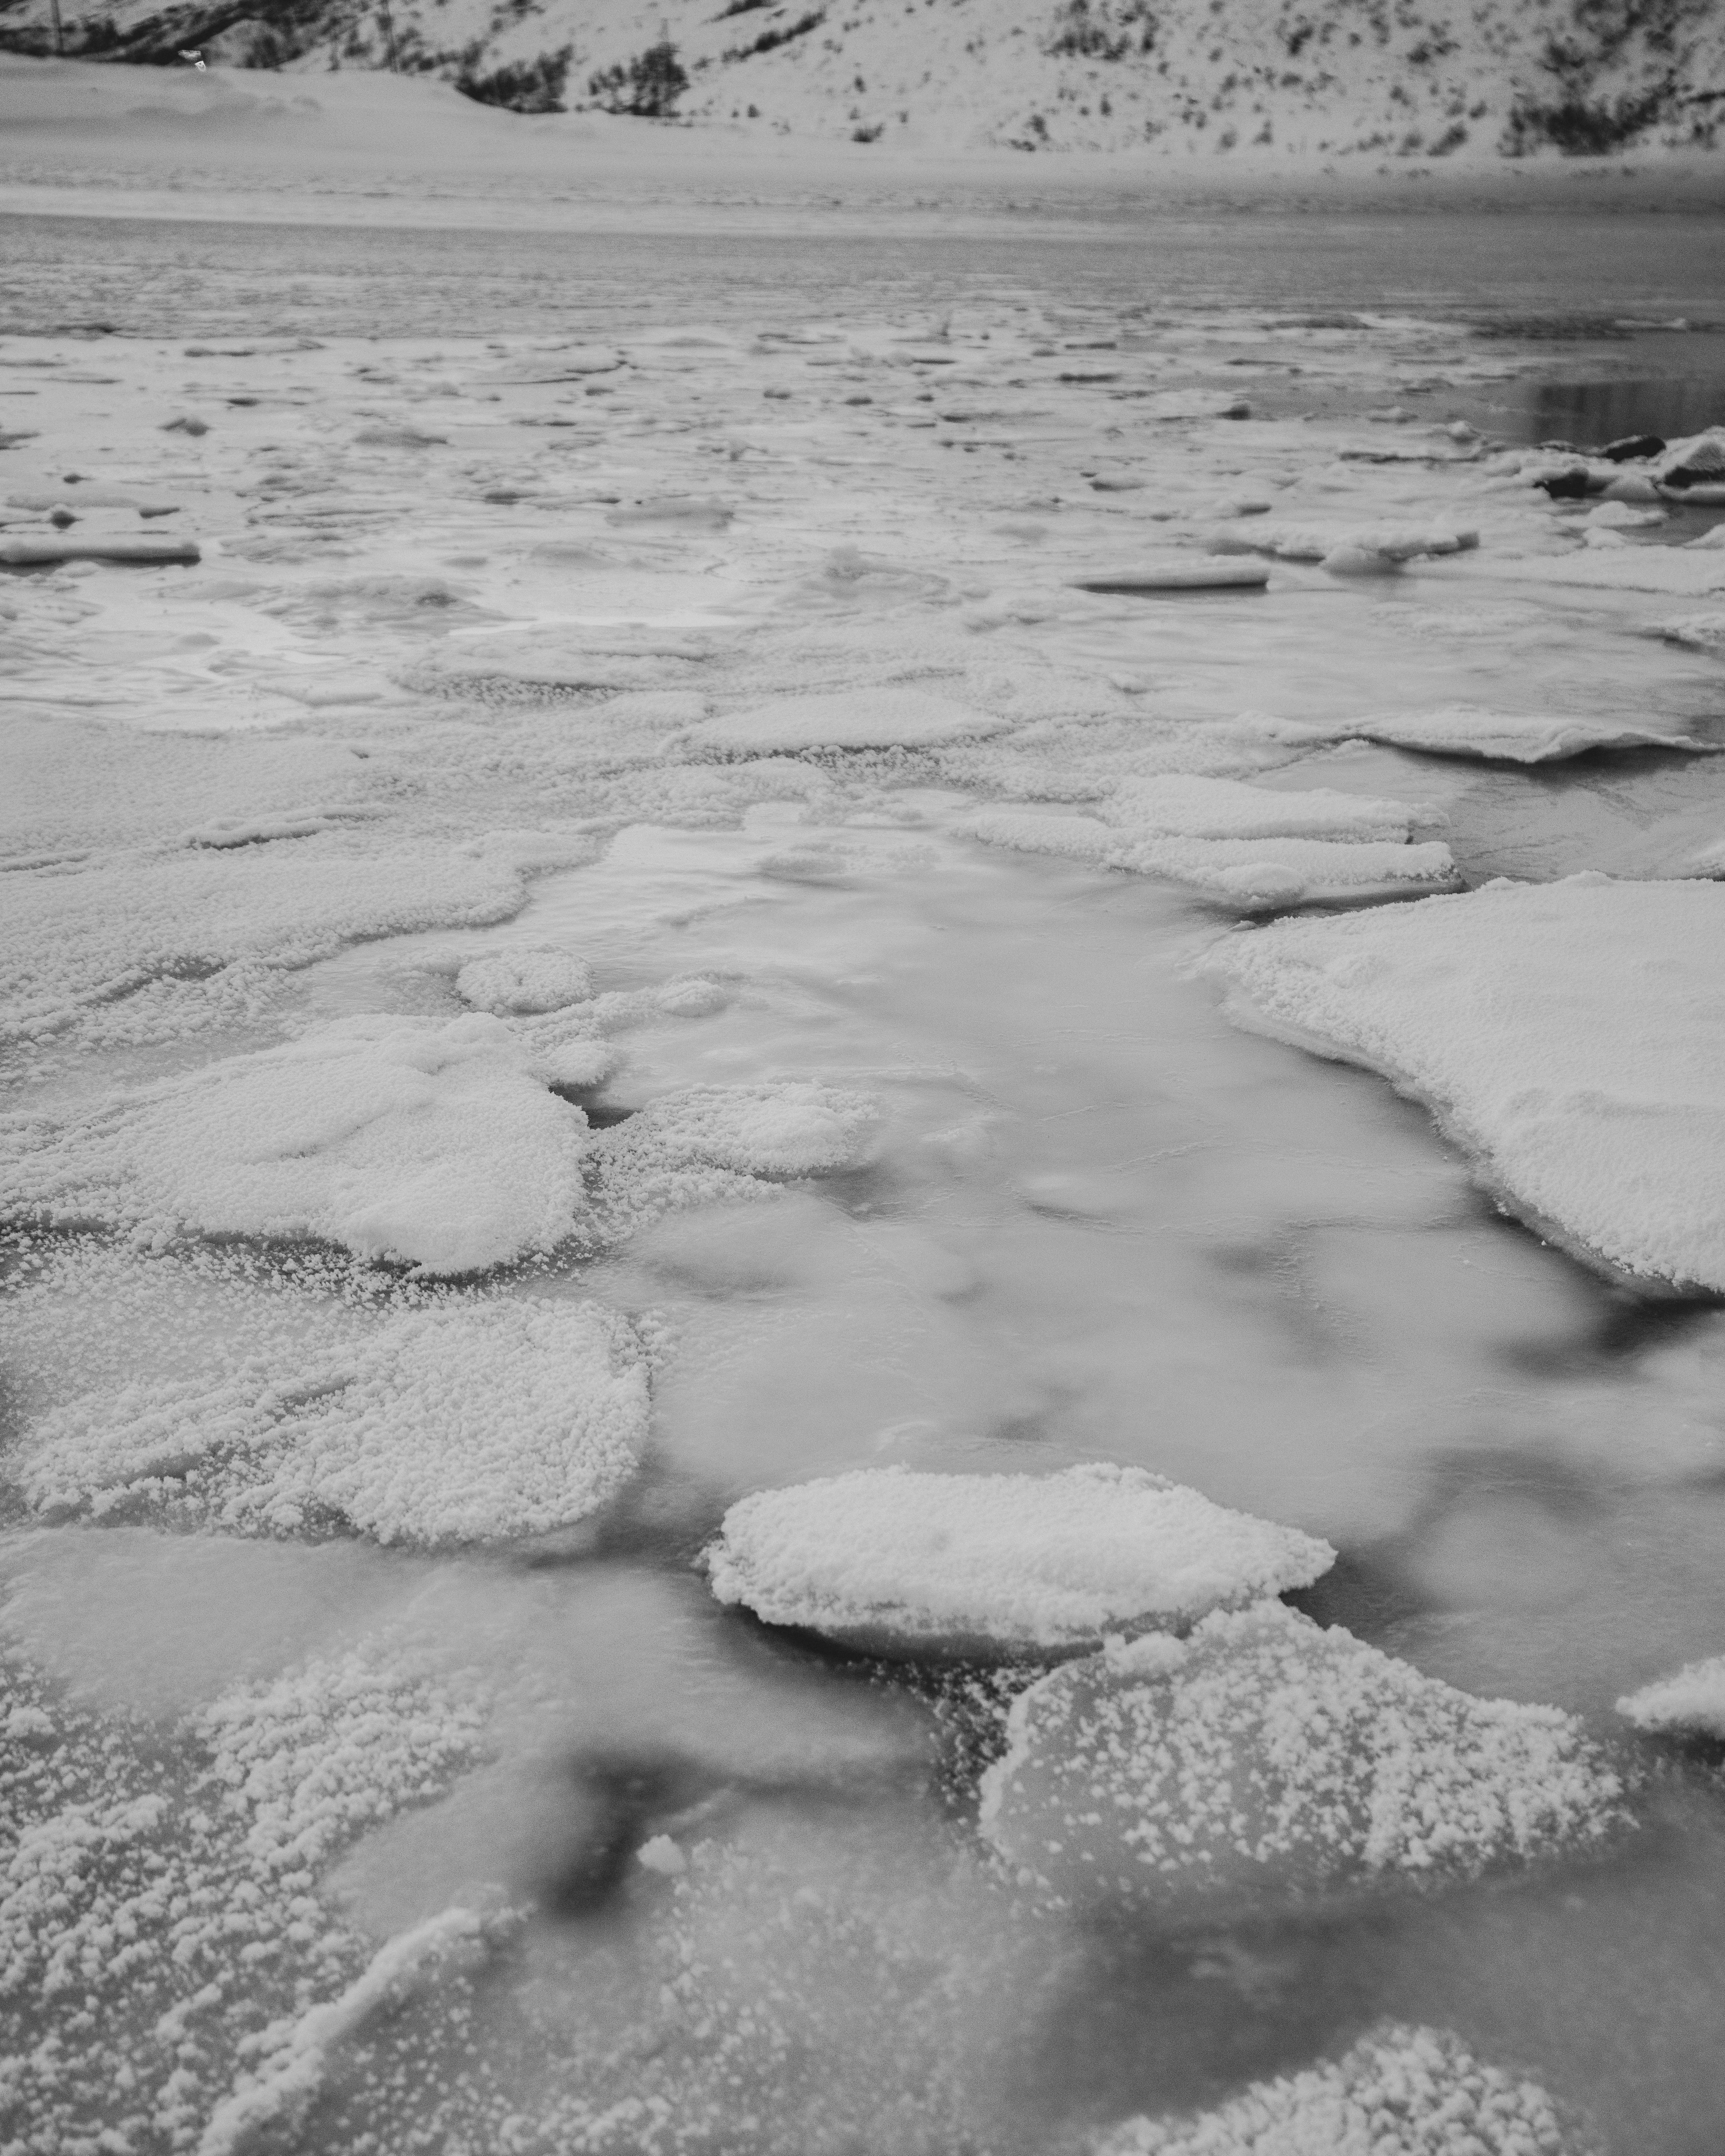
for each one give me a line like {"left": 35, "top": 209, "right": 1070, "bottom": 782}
{"left": 683, "top": 687, "right": 1008, "bottom": 754}
{"left": 1207, "top": 878, "right": 1725, "bottom": 1289}
{"left": 980, "top": 1602, "right": 1618, "bottom": 1916}
{"left": 19, "top": 1298, "right": 648, "bottom": 1545}
{"left": 1, "top": 847, "right": 525, "bottom": 1046}
{"left": 1, "top": 1012, "right": 593, "bottom": 1273}
{"left": 1096, "top": 2021, "right": 1573, "bottom": 2156}
{"left": 703, "top": 1463, "right": 1334, "bottom": 1656}
{"left": 455, "top": 946, "right": 595, "bottom": 1015}
{"left": 197, "top": 1906, "right": 490, "bottom": 2156}
{"left": 1328, "top": 705, "right": 1707, "bottom": 762}
{"left": 1617, "top": 1657, "right": 1725, "bottom": 1740}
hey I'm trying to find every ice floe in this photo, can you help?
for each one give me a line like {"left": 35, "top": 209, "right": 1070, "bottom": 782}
{"left": 2, "top": 1012, "right": 590, "bottom": 1273}
{"left": 2, "top": 1015, "right": 880, "bottom": 1271}
{"left": 703, "top": 1462, "right": 1335, "bottom": 1657}
{"left": 1208, "top": 878, "right": 1725, "bottom": 1289}
{"left": 1617, "top": 1657, "right": 1725, "bottom": 1740}
{"left": 1095, "top": 2021, "right": 1575, "bottom": 2156}
{"left": 980, "top": 1602, "right": 1621, "bottom": 1917}
{"left": 1209, "top": 522, "right": 1478, "bottom": 569}
{"left": 16, "top": 1297, "right": 649, "bottom": 1545}
{"left": 1325, "top": 705, "right": 1710, "bottom": 762}
{"left": 965, "top": 779, "right": 1456, "bottom": 910}
{"left": 682, "top": 687, "right": 1008, "bottom": 755}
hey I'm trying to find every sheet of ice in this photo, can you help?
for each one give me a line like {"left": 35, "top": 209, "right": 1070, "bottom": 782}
{"left": 2, "top": 1012, "right": 592, "bottom": 1273}
{"left": 1096, "top": 2022, "right": 1574, "bottom": 2156}
{"left": 683, "top": 687, "right": 1010, "bottom": 754}
{"left": 17, "top": 1297, "right": 649, "bottom": 1546}
{"left": 1209, "top": 522, "right": 1479, "bottom": 566}
{"left": 703, "top": 1461, "right": 1335, "bottom": 1656}
{"left": 1208, "top": 878, "right": 1725, "bottom": 1289}
{"left": 1326, "top": 705, "right": 1709, "bottom": 762}
{"left": 1617, "top": 1658, "right": 1725, "bottom": 1740}
{"left": 980, "top": 1603, "right": 1620, "bottom": 1919}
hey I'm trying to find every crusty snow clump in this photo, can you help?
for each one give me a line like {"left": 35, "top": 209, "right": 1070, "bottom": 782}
{"left": 1095, "top": 2020, "right": 1580, "bottom": 2156}
{"left": 704, "top": 1463, "right": 1335, "bottom": 1657}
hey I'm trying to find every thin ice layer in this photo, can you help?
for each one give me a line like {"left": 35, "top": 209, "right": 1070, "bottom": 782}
{"left": 703, "top": 1462, "right": 1335, "bottom": 1655}
{"left": 1617, "top": 1657, "right": 1725, "bottom": 1739}
{"left": 1, "top": 1012, "right": 592, "bottom": 1275}
{"left": 17, "top": 1298, "right": 649, "bottom": 1546}
{"left": 980, "top": 1603, "right": 1619, "bottom": 1916}
{"left": 1097, "top": 2021, "right": 1578, "bottom": 2156}
{"left": 683, "top": 687, "right": 1008, "bottom": 754}
{"left": 1207, "top": 878, "right": 1725, "bottom": 1289}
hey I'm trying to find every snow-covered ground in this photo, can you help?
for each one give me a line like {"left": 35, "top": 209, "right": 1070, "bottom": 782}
{"left": 5, "top": 124, "right": 1725, "bottom": 2156}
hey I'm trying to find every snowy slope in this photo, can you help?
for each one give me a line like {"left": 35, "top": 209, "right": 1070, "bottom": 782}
{"left": 3, "top": 0, "right": 1723, "bottom": 155}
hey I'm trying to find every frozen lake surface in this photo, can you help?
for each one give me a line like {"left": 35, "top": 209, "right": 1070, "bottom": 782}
{"left": 4, "top": 201, "right": 1725, "bottom": 2156}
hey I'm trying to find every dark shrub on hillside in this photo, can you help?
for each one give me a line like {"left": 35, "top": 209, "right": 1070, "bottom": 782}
{"left": 457, "top": 45, "right": 572, "bottom": 111}
{"left": 587, "top": 39, "right": 688, "bottom": 115}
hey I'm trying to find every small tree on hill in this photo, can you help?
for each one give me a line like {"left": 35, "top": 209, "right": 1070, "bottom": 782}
{"left": 587, "top": 39, "right": 688, "bottom": 116}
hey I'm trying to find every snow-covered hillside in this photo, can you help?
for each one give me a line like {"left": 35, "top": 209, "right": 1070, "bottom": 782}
{"left": 2, "top": 0, "right": 1723, "bottom": 155}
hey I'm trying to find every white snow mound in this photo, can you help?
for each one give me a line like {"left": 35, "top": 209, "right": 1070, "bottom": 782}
{"left": 703, "top": 1462, "right": 1335, "bottom": 1656}
{"left": 1096, "top": 2021, "right": 1574, "bottom": 2156}
{"left": 1617, "top": 1656, "right": 1725, "bottom": 1740}
{"left": 0, "top": 1012, "right": 592, "bottom": 1275}
{"left": 18, "top": 1298, "right": 649, "bottom": 1546}
{"left": 1207, "top": 877, "right": 1725, "bottom": 1290}
{"left": 980, "top": 1601, "right": 1619, "bottom": 1915}
{"left": 1110, "top": 834, "right": 1458, "bottom": 910}
{"left": 684, "top": 687, "right": 1008, "bottom": 754}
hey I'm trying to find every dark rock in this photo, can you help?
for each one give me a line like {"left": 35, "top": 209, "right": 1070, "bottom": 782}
{"left": 1600, "top": 433, "right": 1665, "bottom": 462}
{"left": 1536, "top": 468, "right": 1596, "bottom": 499}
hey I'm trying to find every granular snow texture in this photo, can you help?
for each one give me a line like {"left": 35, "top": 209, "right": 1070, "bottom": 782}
{"left": 1096, "top": 2021, "right": 1580, "bottom": 2155}
{"left": 980, "top": 1602, "right": 1620, "bottom": 1917}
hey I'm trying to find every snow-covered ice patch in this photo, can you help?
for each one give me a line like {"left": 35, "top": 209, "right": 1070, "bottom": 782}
{"left": 1208, "top": 878, "right": 1725, "bottom": 1290}
{"left": 703, "top": 1462, "right": 1334, "bottom": 1657}
{"left": 1095, "top": 2021, "right": 1576, "bottom": 2156}
{"left": 683, "top": 687, "right": 1008, "bottom": 755}
{"left": 1, "top": 1012, "right": 591, "bottom": 1274}
{"left": 455, "top": 945, "right": 595, "bottom": 1014}
{"left": 1, "top": 848, "right": 526, "bottom": 1046}
{"left": 1617, "top": 1657, "right": 1725, "bottom": 1740}
{"left": 980, "top": 1602, "right": 1620, "bottom": 1918}
{"left": 17, "top": 1298, "right": 649, "bottom": 1545}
